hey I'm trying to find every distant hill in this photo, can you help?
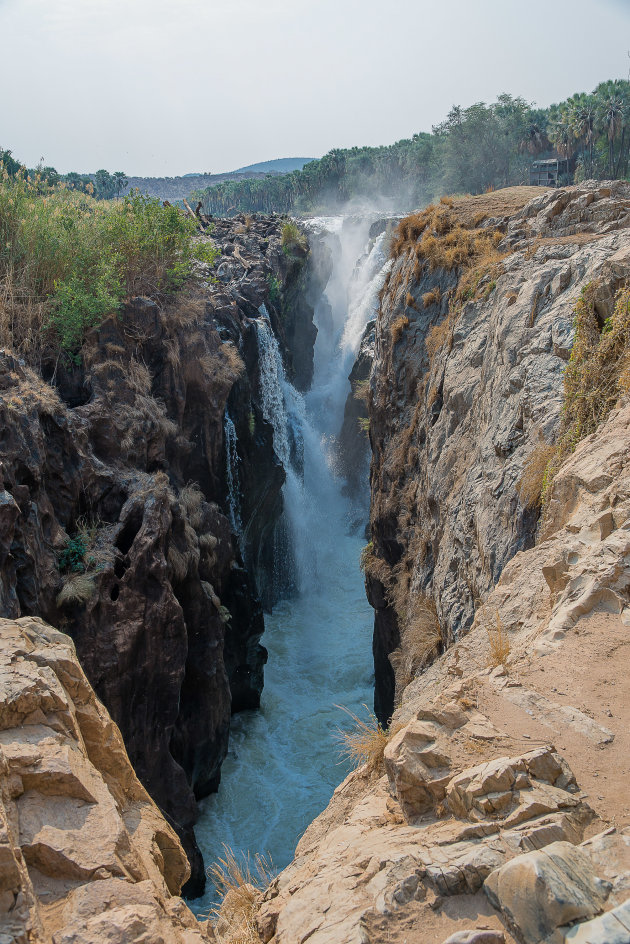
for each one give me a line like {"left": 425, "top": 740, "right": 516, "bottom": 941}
{"left": 232, "top": 158, "right": 315, "bottom": 174}
{"left": 120, "top": 171, "right": 273, "bottom": 202}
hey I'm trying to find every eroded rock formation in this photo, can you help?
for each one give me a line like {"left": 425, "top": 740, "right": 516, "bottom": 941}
{"left": 367, "top": 181, "right": 630, "bottom": 721}
{"left": 0, "top": 616, "right": 212, "bottom": 943}
{"left": 0, "top": 214, "right": 321, "bottom": 893}
{"left": 248, "top": 301, "right": 630, "bottom": 944}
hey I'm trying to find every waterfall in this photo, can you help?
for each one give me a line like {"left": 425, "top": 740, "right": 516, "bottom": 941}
{"left": 254, "top": 306, "right": 320, "bottom": 595}
{"left": 194, "top": 219, "right": 392, "bottom": 913}
{"left": 224, "top": 412, "right": 244, "bottom": 553}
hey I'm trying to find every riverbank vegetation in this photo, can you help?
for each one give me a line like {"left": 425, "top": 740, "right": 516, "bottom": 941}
{"left": 195, "top": 80, "right": 630, "bottom": 216}
{"left": 0, "top": 168, "right": 217, "bottom": 363}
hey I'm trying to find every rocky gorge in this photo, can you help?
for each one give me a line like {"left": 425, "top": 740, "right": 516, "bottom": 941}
{"left": 2, "top": 180, "right": 630, "bottom": 944}
{"left": 0, "top": 212, "right": 328, "bottom": 901}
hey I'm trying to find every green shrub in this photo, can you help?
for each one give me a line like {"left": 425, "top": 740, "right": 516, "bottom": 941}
{"left": 280, "top": 220, "right": 308, "bottom": 255}
{"left": 266, "top": 273, "right": 282, "bottom": 307}
{"left": 59, "top": 536, "right": 89, "bottom": 573}
{"left": 0, "top": 174, "right": 218, "bottom": 361}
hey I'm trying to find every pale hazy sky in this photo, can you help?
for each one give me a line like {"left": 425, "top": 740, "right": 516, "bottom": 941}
{"left": 1, "top": 0, "right": 629, "bottom": 176}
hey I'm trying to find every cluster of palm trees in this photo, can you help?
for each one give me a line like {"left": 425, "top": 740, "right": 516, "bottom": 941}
{"left": 195, "top": 78, "right": 630, "bottom": 217}
{"left": 547, "top": 79, "right": 630, "bottom": 180}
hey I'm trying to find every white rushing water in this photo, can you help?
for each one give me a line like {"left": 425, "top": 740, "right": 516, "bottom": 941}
{"left": 193, "top": 218, "right": 390, "bottom": 913}
{"left": 224, "top": 412, "right": 244, "bottom": 555}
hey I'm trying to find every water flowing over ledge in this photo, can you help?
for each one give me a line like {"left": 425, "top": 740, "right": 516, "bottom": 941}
{"left": 193, "top": 217, "right": 391, "bottom": 912}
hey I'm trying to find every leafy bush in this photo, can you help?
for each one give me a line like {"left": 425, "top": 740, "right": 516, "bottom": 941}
{"left": 280, "top": 220, "right": 308, "bottom": 255}
{"left": 266, "top": 273, "right": 282, "bottom": 307}
{"left": 0, "top": 173, "right": 218, "bottom": 361}
{"left": 59, "top": 535, "right": 89, "bottom": 573}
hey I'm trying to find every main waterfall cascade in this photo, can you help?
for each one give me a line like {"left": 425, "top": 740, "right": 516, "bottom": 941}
{"left": 194, "top": 218, "right": 391, "bottom": 911}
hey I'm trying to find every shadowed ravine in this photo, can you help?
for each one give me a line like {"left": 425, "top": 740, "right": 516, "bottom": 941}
{"left": 192, "top": 218, "right": 389, "bottom": 912}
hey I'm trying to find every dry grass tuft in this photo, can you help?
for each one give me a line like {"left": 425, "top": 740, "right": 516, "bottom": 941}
{"left": 180, "top": 482, "right": 204, "bottom": 528}
{"left": 516, "top": 433, "right": 556, "bottom": 509}
{"left": 334, "top": 705, "right": 390, "bottom": 776}
{"left": 422, "top": 286, "right": 442, "bottom": 309}
{"left": 57, "top": 573, "right": 96, "bottom": 608}
{"left": 208, "top": 844, "right": 273, "bottom": 944}
{"left": 539, "top": 283, "right": 630, "bottom": 518}
{"left": 390, "top": 315, "right": 409, "bottom": 344}
{"left": 486, "top": 610, "right": 510, "bottom": 668}
{"left": 360, "top": 542, "right": 391, "bottom": 585}
{"left": 425, "top": 309, "right": 456, "bottom": 362}
{"left": 127, "top": 357, "right": 152, "bottom": 396}
{"left": 389, "top": 590, "right": 442, "bottom": 694}
{"left": 353, "top": 378, "right": 370, "bottom": 403}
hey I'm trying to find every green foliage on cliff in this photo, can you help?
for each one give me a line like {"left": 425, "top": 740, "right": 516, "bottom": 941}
{"left": 0, "top": 168, "right": 218, "bottom": 361}
{"left": 195, "top": 80, "right": 630, "bottom": 216}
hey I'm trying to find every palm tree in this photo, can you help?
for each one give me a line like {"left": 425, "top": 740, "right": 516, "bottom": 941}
{"left": 548, "top": 106, "right": 575, "bottom": 160}
{"left": 570, "top": 94, "right": 597, "bottom": 178}
{"left": 595, "top": 80, "right": 627, "bottom": 178}
{"left": 113, "top": 171, "right": 128, "bottom": 197}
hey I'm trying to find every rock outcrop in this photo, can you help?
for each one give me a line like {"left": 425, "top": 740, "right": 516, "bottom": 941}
{"left": 0, "top": 214, "right": 320, "bottom": 893}
{"left": 0, "top": 616, "right": 212, "bottom": 943}
{"left": 366, "top": 181, "right": 630, "bottom": 722}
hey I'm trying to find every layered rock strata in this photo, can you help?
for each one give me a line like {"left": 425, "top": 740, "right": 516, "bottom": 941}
{"left": 367, "top": 182, "right": 630, "bottom": 721}
{"left": 0, "top": 214, "right": 320, "bottom": 892}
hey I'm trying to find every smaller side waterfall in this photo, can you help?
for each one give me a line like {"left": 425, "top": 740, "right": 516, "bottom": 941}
{"left": 224, "top": 412, "right": 244, "bottom": 553}
{"left": 255, "top": 308, "right": 316, "bottom": 596}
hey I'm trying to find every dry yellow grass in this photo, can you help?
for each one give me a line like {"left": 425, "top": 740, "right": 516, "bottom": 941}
{"left": 486, "top": 610, "right": 510, "bottom": 668}
{"left": 360, "top": 542, "right": 391, "bottom": 585}
{"left": 208, "top": 844, "right": 273, "bottom": 944}
{"left": 422, "top": 286, "right": 442, "bottom": 309}
{"left": 180, "top": 482, "right": 204, "bottom": 528}
{"left": 334, "top": 704, "right": 390, "bottom": 776}
{"left": 56, "top": 574, "right": 96, "bottom": 608}
{"left": 390, "top": 315, "right": 409, "bottom": 344}
{"left": 517, "top": 435, "right": 556, "bottom": 509}
{"left": 425, "top": 309, "right": 456, "bottom": 362}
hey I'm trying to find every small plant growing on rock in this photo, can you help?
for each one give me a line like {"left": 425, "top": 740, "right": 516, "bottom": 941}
{"left": 334, "top": 704, "right": 390, "bottom": 776}
{"left": 486, "top": 610, "right": 510, "bottom": 668}
{"left": 422, "top": 286, "right": 442, "bottom": 309}
{"left": 207, "top": 844, "right": 274, "bottom": 944}
{"left": 357, "top": 415, "right": 370, "bottom": 437}
{"left": 266, "top": 273, "right": 282, "bottom": 308}
{"left": 281, "top": 220, "right": 308, "bottom": 255}
{"left": 390, "top": 315, "right": 409, "bottom": 344}
{"left": 517, "top": 433, "right": 556, "bottom": 509}
{"left": 59, "top": 535, "right": 89, "bottom": 573}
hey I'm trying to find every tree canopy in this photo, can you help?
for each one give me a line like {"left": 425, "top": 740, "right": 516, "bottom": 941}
{"left": 194, "top": 80, "right": 630, "bottom": 216}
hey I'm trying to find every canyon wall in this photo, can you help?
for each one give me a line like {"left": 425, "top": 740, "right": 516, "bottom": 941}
{"left": 0, "top": 214, "right": 322, "bottom": 894}
{"left": 244, "top": 183, "right": 630, "bottom": 944}
{"left": 367, "top": 182, "right": 630, "bottom": 721}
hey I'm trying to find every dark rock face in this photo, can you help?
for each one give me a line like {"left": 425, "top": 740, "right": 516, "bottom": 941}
{"left": 0, "top": 214, "right": 321, "bottom": 896}
{"left": 337, "top": 320, "right": 375, "bottom": 502}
